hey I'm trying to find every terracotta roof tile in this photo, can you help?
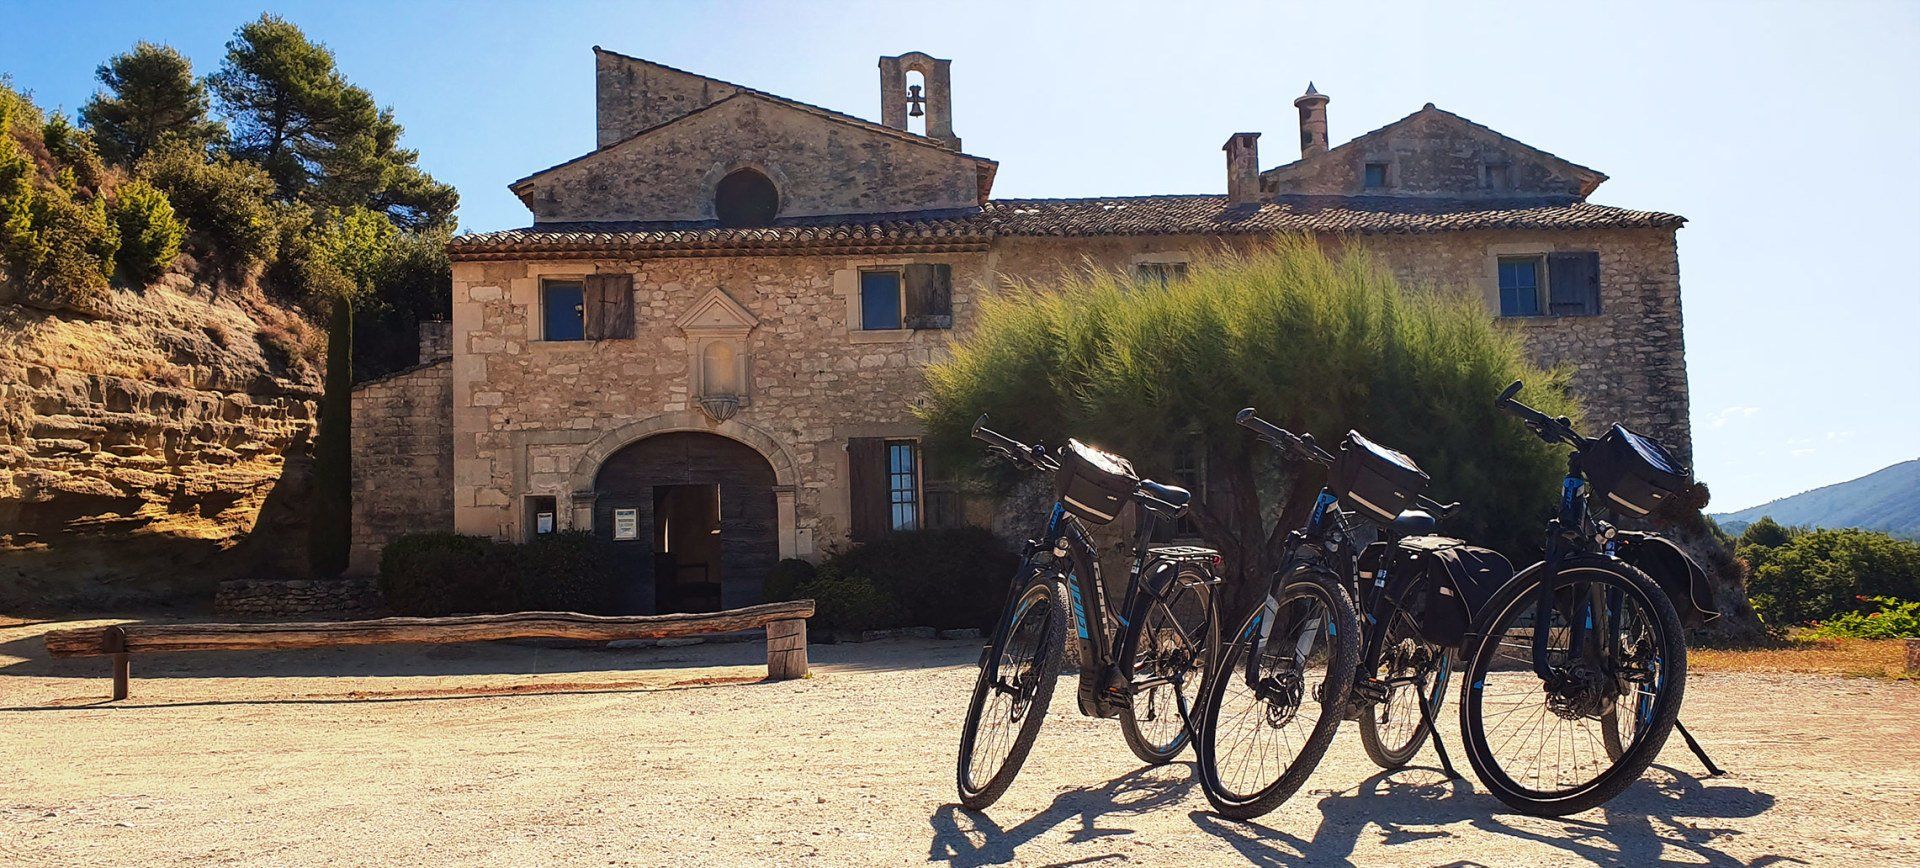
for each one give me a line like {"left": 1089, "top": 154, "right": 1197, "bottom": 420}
{"left": 448, "top": 195, "right": 1685, "bottom": 259}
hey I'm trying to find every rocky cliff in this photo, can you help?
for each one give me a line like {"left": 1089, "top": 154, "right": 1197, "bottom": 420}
{"left": 1, "top": 275, "right": 322, "bottom": 610}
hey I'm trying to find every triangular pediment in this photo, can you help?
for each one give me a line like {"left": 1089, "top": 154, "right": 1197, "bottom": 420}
{"left": 1261, "top": 105, "right": 1607, "bottom": 201}
{"left": 676, "top": 287, "right": 759, "bottom": 333}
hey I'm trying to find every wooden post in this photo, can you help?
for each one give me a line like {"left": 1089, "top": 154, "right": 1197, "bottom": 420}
{"left": 1905, "top": 638, "right": 1920, "bottom": 678}
{"left": 765, "top": 618, "right": 808, "bottom": 680}
{"left": 105, "top": 625, "right": 130, "bottom": 701}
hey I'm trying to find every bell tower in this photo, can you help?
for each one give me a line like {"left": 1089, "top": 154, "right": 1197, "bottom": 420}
{"left": 879, "top": 52, "right": 960, "bottom": 150}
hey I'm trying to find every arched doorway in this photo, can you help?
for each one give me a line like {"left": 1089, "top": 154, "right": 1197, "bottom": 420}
{"left": 592, "top": 432, "right": 778, "bottom": 614}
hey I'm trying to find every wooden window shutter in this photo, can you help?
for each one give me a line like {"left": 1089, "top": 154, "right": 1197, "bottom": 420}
{"left": 1547, "top": 252, "right": 1600, "bottom": 316}
{"left": 902, "top": 263, "right": 953, "bottom": 329}
{"left": 847, "top": 437, "right": 891, "bottom": 542}
{"left": 583, "top": 273, "right": 635, "bottom": 339}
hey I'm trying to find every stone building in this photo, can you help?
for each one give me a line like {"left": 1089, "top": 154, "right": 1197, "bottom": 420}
{"left": 349, "top": 48, "right": 1690, "bottom": 613}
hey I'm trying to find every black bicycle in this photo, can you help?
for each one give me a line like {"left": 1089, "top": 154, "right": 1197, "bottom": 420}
{"left": 1197, "top": 410, "right": 1459, "bottom": 819}
{"left": 955, "top": 417, "right": 1222, "bottom": 810}
{"left": 1451, "top": 381, "right": 1693, "bottom": 816}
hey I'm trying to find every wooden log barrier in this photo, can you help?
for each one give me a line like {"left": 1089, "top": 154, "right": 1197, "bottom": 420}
{"left": 44, "top": 600, "right": 816, "bottom": 700}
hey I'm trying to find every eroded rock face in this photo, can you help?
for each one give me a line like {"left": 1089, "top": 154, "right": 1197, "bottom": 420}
{"left": 0, "top": 275, "right": 322, "bottom": 610}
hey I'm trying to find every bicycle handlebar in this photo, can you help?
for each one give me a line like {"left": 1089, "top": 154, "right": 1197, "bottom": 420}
{"left": 1235, "top": 408, "right": 1335, "bottom": 465}
{"left": 1416, "top": 494, "right": 1461, "bottom": 517}
{"left": 1494, "top": 381, "right": 1588, "bottom": 450}
{"left": 972, "top": 415, "right": 1057, "bottom": 472}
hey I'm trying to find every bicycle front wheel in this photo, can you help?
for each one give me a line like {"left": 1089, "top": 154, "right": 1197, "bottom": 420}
{"left": 1119, "top": 564, "right": 1219, "bottom": 765}
{"left": 1457, "top": 561, "right": 1686, "bottom": 816}
{"left": 1197, "top": 568, "right": 1359, "bottom": 820}
{"left": 956, "top": 577, "right": 1070, "bottom": 810}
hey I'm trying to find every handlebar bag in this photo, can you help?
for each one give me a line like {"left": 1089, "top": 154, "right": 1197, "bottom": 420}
{"left": 1330, "top": 430, "right": 1430, "bottom": 524}
{"left": 1614, "top": 531, "right": 1719, "bottom": 628}
{"left": 1055, "top": 439, "right": 1138, "bottom": 524}
{"left": 1391, "top": 536, "right": 1512, "bottom": 649}
{"left": 1583, "top": 424, "right": 1690, "bottom": 516}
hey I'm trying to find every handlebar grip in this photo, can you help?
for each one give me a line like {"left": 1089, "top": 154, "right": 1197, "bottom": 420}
{"left": 971, "top": 415, "right": 1021, "bottom": 452}
{"left": 1497, "top": 380, "right": 1524, "bottom": 405}
{"left": 1235, "top": 408, "right": 1293, "bottom": 444}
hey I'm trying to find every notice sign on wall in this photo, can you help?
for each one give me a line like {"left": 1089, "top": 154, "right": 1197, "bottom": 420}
{"left": 535, "top": 512, "right": 555, "bottom": 534}
{"left": 613, "top": 508, "right": 639, "bottom": 540}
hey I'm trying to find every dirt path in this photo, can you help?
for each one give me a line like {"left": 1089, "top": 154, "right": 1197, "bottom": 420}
{"left": 2, "top": 618, "right": 1916, "bottom": 866}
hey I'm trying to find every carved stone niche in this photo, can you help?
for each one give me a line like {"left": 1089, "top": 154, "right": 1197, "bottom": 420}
{"left": 676, "top": 288, "right": 758, "bottom": 423}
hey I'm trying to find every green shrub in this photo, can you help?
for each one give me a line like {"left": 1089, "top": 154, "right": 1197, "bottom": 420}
{"left": 137, "top": 142, "right": 275, "bottom": 279}
{"left": 764, "top": 558, "right": 818, "bottom": 604}
{"left": 800, "top": 565, "right": 907, "bottom": 635}
{"left": 1802, "top": 596, "right": 1920, "bottom": 640}
{"left": 516, "top": 531, "right": 618, "bottom": 614}
{"left": 41, "top": 113, "right": 108, "bottom": 194}
{"left": 1, "top": 88, "right": 117, "bottom": 314}
{"left": 1744, "top": 528, "right": 1920, "bottom": 627}
{"left": 109, "top": 178, "right": 183, "bottom": 285}
{"left": 378, "top": 532, "right": 516, "bottom": 616}
{"left": 824, "top": 527, "right": 1018, "bottom": 630}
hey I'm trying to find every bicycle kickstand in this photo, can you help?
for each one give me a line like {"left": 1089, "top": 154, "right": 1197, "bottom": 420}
{"left": 1674, "top": 719, "right": 1726, "bottom": 777}
{"left": 1412, "top": 677, "right": 1462, "bottom": 781}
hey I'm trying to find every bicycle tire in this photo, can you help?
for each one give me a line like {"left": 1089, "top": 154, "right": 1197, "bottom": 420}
{"left": 1119, "top": 565, "right": 1220, "bottom": 765}
{"left": 1358, "top": 613, "right": 1450, "bottom": 770}
{"left": 956, "top": 577, "right": 1070, "bottom": 810}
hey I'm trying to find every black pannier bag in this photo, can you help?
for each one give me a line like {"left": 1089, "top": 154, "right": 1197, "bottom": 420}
{"left": 1055, "top": 439, "right": 1138, "bottom": 524}
{"left": 1583, "top": 424, "right": 1690, "bottom": 517}
{"left": 1614, "top": 531, "right": 1720, "bottom": 628}
{"left": 1391, "top": 535, "right": 1512, "bottom": 649}
{"left": 1330, "top": 430, "right": 1431, "bottom": 524}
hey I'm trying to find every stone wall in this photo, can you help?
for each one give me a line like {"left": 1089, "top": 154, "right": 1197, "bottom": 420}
{"left": 348, "top": 358, "right": 454, "bottom": 575}
{"left": 213, "top": 577, "right": 385, "bottom": 619}
{"left": 515, "top": 95, "right": 984, "bottom": 224}
{"left": 440, "top": 224, "right": 1688, "bottom": 568}
{"left": 1, "top": 278, "right": 321, "bottom": 609}
{"left": 1263, "top": 107, "right": 1597, "bottom": 199}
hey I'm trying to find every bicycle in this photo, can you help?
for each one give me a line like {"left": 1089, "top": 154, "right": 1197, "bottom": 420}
{"left": 1451, "top": 381, "right": 1694, "bottom": 816}
{"left": 1197, "top": 410, "right": 1460, "bottom": 819}
{"left": 956, "top": 416, "right": 1223, "bottom": 810}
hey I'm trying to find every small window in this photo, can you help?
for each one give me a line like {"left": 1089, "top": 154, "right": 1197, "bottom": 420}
{"left": 860, "top": 269, "right": 904, "bottom": 330}
{"left": 1484, "top": 163, "right": 1511, "bottom": 191}
{"left": 1135, "top": 261, "right": 1188, "bottom": 288}
{"left": 886, "top": 441, "right": 920, "bottom": 531}
{"left": 1363, "top": 162, "right": 1389, "bottom": 189}
{"left": 715, "top": 168, "right": 778, "bottom": 228}
{"left": 542, "top": 280, "right": 585, "bottom": 341}
{"left": 1498, "top": 257, "right": 1544, "bottom": 317}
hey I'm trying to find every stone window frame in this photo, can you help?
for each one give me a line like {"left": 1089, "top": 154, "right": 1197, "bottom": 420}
{"left": 1362, "top": 158, "right": 1394, "bottom": 189}
{"left": 676, "top": 287, "right": 759, "bottom": 415}
{"left": 1480, "top": 242, "right": 1600, "bottom": 320}
{"left": 525, "top": 265, "right": 603, "bottom": 348}
{"left": 834, "top": 256, "right": 940, "bottom": 345}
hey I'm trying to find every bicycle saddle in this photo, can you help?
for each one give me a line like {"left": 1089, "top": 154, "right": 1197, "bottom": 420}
{"left": 1137, "top": 479, "right": 1192, "bottom": 509}
{"left": 1390, "top": 509, "right": 1435, "bottom": 537}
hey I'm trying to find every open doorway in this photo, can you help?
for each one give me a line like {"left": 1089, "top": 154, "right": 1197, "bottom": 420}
{"left": 653, "top": 483, "right": 723, "bottom": 613}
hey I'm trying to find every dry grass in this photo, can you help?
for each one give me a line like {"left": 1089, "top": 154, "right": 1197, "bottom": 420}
{"left": 1693, "top": 633, "right": 1913, "bottom": 679}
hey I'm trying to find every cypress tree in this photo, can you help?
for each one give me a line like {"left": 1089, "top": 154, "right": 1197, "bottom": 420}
{"left": 309, "top": 291, "right": 353, "bottom": 577}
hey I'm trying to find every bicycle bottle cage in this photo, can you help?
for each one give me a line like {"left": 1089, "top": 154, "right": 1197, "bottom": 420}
{"left": 1329, "top": 430, "right": 1431, "bottom": 524}
{"left": 1055, "top": 439, "right": 1138, "bottom": 524}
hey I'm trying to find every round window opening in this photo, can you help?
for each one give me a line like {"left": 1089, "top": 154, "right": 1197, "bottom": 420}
{"left": 714, "top": 168, "right": 779, "bottom": 228}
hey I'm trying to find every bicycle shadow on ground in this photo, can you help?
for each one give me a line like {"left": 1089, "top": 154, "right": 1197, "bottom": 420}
{"left": 927, "top": 763, "right": 1197, "bottom": 868}
{"left": 1189, "top": 763, "right": 1785, "bottom": 867}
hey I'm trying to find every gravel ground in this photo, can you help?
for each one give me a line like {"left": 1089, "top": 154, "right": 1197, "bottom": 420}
{"left": 2, "top": 617, "right": 1917, "bottom": 866}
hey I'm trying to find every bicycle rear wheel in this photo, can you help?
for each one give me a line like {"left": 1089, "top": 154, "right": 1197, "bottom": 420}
{"left": 1119, "top": 565, "right": 1219, "bottom": 764}
{"left": 1457, "top": 561, "right": 1686, "bottom": 816}
{"left": 1197, "top": 568, "right": 1359, "bottom": 820}
{"left": 956, "top": 577, "right": 1070, "bottom": 810}
{"left": 1358, "top": 612, "right": 1451, "bottom": 770}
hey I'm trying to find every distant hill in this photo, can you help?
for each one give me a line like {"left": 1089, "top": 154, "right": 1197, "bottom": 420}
{"left": 1714, "top": 459, "right": 1920, "bottom": 539}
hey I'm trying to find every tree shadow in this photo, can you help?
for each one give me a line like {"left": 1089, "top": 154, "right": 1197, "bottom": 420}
{"left": 1189, "top": 763, "right": 1788, "bottom": 867}
{"left": 928, "top": 764, "right": 1197, "bottom": 867}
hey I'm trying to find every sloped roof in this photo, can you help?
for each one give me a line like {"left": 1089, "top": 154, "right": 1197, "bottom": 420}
{"left": 449, "top": 195, "right": 1685, "bottom": 260}
{"left": 1261, "top": 104, "right": 1609, "bottom": 197}
{"left": 512, "top": 49, "right": 998, "bottom": 194}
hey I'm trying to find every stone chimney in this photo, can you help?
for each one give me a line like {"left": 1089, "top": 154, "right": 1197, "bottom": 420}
{"left": 1224, "top": 132, "right": 1262, "bottom": 205}
{"left": 418, "top": 320, "right": 452, "bottom": 363}
{"left": 1294, "top": 82, "right": 1330, "bottom": 158}
{"left": 879, "top": 52, "right": 960, "bottom": 150}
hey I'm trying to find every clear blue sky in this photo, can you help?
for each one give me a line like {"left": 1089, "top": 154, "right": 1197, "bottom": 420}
{"left": 4, "top": 0, "right": 1915, "bottom": 512}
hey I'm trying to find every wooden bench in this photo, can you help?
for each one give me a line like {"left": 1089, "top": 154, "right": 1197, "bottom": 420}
{"left": 43, "top": 600, "right": 815, "bottom": 701}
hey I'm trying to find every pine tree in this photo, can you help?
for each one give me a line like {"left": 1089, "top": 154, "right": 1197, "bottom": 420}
{"left": 79, "top": 42, "right": 225, "bottom": 167}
